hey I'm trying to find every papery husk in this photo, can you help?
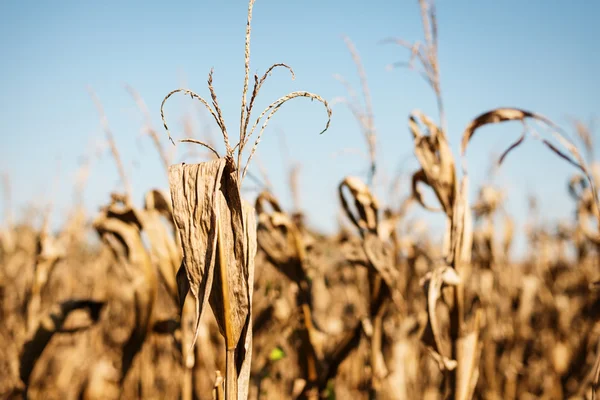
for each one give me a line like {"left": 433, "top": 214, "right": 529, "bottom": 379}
{"left": 169, "top": 157, "right": 256, "bottom": 400}
{"left": 169, "top": 159, "right": 226, "bottom": 348}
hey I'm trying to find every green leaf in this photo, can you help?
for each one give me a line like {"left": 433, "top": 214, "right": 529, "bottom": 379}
{"left": 269, "top": 347, "right": 286, "bottom": 362}
{"left": 324, "top": 379, "right": 336, "bottom": 400}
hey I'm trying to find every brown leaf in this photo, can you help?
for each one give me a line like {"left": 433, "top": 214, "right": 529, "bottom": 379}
{"left": 169, "top": 157, "right": 256, "bottom": 399}
{"left": 209, "top": 162, "right": 250, "bottom": 348}
{"left": 448, "top": 176, "right": 473, "bottom": 269}
{"left": 420, "top": 265, "right": 460, "bottom": 371}
{"left": 169, "top": 159, "right": 226, "bottom": 349}
{"left": 339, "top": 176, "right": 379, "bottom": 235}
{"left": 411, "top": 169, "right": 443, "bottom": 212}
{"left": 93, "top": 200, "right": 156, "bottom": 333}
{"left": 456, "top": 311, "right": 481, "bottom": 400}
{"left": 237, "top": 200, "right": 257, "bottom": 400}
{"left": 136, "top": 190, "right": 181, "bottom": 302}
{"left": 255, "top": 191, "right": 305, "bottom": 283}
{"left": 460, "top": 108, "right": 599, "bottom": 220}
{"left": 460, "top": 108, "right": 540, "bottom": 156}
{"left": 409, "top": 110, "right": 456, "bottom": 216}
{"left": 363, "top": 233, "right": 404, "bottom": 310}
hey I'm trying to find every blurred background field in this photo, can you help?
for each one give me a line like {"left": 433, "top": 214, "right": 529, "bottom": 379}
{"left": 1, "top": 1, "right": 600, "bottom": 399}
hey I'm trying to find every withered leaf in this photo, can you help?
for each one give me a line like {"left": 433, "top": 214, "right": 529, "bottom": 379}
{"left": 460, "top": 108, "right": 540, "bottom": 157}
{"left": 136, "top": 189, "right": 181, "bottom": 301}
{"left": 411, "top": 169, "right": 442, "bottom": 213}
{"left": 237, "top": 200, "right": 257, "bottom": 400}
{"left": 255, "top": 191, "right": 306, "bottom": 284}
{"left": 460, "top": 108, "right": 598, "bottom": 212}
{"left": 169, "top": 157, "right": 256, "bottom": 399}
{"left": 448, "top": 176, "right": 473, "bottom": 269}
{"left": 209, "top": 162, "right": 250, "bottom": 348}
{"left": 409, "top": 110, "right": 456, "bottom": 216}
{"left": 93, "top": 200, "right": 156, "bottom": 330}
{"left": 456, "top": 311, "right": 481, "bottom": 400}
{"left": 420, "top": 265, "right": 460, "bottom": 371}
{"left": 339, "top": 176, "right": 379, "bottom": 235}
{"left": 169, "top": 159, "right": 226, "bottom": 348}
{"left": 363, "top": 233, "right": 404, "bottom": 310}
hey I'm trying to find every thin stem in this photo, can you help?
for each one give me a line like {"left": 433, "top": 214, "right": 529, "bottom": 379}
{"left": 217, "top": 215, "right": 237, "bottom": 400}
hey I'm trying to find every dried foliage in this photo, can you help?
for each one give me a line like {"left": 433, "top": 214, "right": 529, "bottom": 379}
{"left": 2, "top": 0, "right": 600, "bottom": 400}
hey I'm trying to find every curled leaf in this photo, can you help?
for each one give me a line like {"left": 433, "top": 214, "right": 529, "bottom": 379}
{"left": 420, "top": 265, "right": 461, "bottom": 371}
{"left": 409, "top": 110, "right": 456, "bottom": 216}
{"left": 411, "top": 169, "right": 443, "bottom": 212}
{"left": 338, "top": 176, "right": 380, "bottom": 235}
{"left": 255, "top": 191, "right": 306, "bottom": 284}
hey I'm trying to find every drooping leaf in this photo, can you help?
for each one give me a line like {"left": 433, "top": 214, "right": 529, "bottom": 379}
{"left": 168, "top": 159, "right": 226, "bottom": 349}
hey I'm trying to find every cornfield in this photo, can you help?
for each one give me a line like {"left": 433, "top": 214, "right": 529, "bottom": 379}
{"left": 2, "top": 1, "right": 600, "bottom": 399}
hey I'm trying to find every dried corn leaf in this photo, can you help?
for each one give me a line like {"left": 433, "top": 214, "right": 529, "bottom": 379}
{"left": 237, "top": 199, "right": 257, "bottom": 400}
{"left": 339, "top": 176, "right": 404, "bottom": 308}
{"left": 460, "top": 108, "right": 543, "bottom": 157}
{"left": 255, "top": 191, "right": 305, "bottom": 283}
{"left": 28, "top": 232, "right": 66, "bottom": 332}
{"left": 363, "top": 233, "right": 404, "bottom": 310}
{"left": 209, "top": 163, "right": 250, "bottom": 348}
{"left": 93, "top": 200, "right": 156, "bottom": 335}
{"left": 448, "top": 176, "right": 473, "bottom": 269}
{"left": 569, "top": 174, "right": 588, "bottom": 201}
{"left": 461, "top": 108, "right": 599, "bottom": 215}
{"left": 136, "top": 189, "right": 181, "bottom": 301}
{"left": 169, "top": 159, "right": 225, "bottom": 348}
{"left": 411, "top": 169, "right": 442, "bottom": 212}
{"left": 378, "top": 209, "right": 402, "bottom": 242}
{"left": 420, "top": 265, "right": 460, "bottom": 370}
{"left": 169, "top": 157, "right": 256, "bottom": 399}
{"left": 409, "top": 110, "right": 456, "bottom": 216}
{"left": 19, "top": 300, "right": 104, "bottom": 387}
{"left": 455, "top": 312, "right": 481, "bottom": 400}
{"left": 339, "top": 176, "right": 379, "bottom": 235}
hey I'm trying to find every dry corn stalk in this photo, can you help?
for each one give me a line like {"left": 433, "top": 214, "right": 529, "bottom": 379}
{"left": 255, "top": 190, "right": 320, "bottom": 397}
{"left": 93, "top": 194, "right": 157, "bottom": 379}
{"left": 406, "top": 108, "right": 480, "bottom": 399}
{"left": 460, "top": 107, "right": 600, "bottom": 399}
{"left": 161, "top": 2, "right": 330, "bottom": 398}
{"left": 337, "top": 176, "right": 407, "bottom": 393}
{"left": 409, "top": 110, "right": 456, "bottom": 257}
{"left": 169, "top": 158, "right": 256, "bottom": 400}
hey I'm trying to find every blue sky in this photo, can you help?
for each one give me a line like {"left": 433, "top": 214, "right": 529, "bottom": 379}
{"left": 1, "top": 1, "right": 599, "bottom": 256}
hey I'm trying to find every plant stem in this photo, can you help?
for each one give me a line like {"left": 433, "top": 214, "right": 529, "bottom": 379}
{"left": 217, "top": 217, "right": 237, "bottom": 400}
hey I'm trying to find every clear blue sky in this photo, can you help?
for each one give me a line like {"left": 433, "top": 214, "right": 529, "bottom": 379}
{"left": 1, "top": 1, "right": 599, "bottom": 256}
